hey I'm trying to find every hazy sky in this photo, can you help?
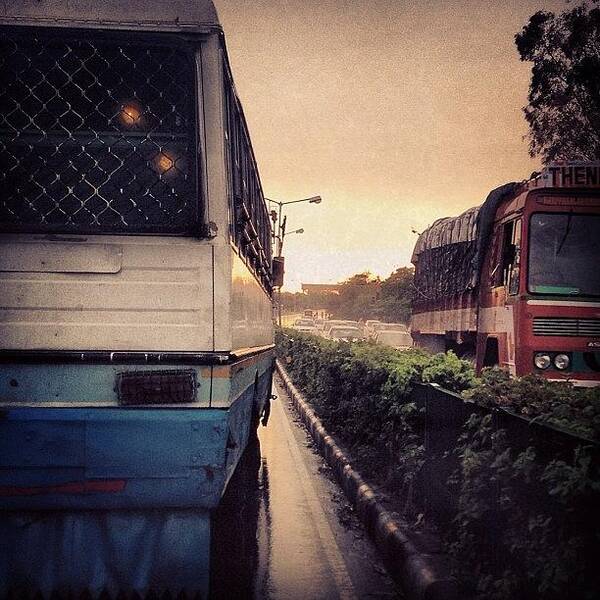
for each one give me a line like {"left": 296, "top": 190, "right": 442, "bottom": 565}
{"left": 214, "top": 0, "right": 568, "bottom": 291}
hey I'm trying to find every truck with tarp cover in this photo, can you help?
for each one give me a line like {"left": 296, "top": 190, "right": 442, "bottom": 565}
{"left": 411, "top": 162, "right": 600, "bottom": 385}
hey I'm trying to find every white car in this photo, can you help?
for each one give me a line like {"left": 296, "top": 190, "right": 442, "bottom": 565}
{"left": 374, "top": 330, "right": 413, "bottom": 350}
{"left": 327, "top": 326, "right": 366, "bottom": 341}
{"left": 363, "top": 319, "right": 381, "bottom": 335}
{"left": 368, "top": 322, "right": 408, "bottom": 338}
{"left": 293, "top": 318, "right": 315, "bottom": 328}
{"left": 322, "top": 320, "right": 352, "bottom": 336}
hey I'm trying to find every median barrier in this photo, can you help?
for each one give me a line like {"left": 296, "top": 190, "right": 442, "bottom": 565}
{"left": 275, "top": 359, "right": 458, "bottom": 600}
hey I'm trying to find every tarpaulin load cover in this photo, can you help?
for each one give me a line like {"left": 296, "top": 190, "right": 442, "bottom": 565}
{"left": 412, "top": 206, "right": 479, "bottom": 302}
{"left": 412, "top": 183, "right": 518, "bottom": 303}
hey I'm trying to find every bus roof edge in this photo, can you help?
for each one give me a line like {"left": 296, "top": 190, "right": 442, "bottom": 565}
{"left": 0, "top": 0, "right": 221, "bottom": 33}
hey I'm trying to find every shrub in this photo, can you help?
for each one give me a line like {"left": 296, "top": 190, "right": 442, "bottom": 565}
{"left": 449, "top": 413, "right": 599, "bottom": 599}
{"left": 275, "top": 328, "right": 475, "bottom": 508}
{"left": 465, "top": 368, "right": 600, "bottom": 442}
{"left": 276, "top": 329, "right": 600, "bottom": 599}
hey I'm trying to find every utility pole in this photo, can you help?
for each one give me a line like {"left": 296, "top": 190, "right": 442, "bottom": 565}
{"left": 266, "top": 196, "right": 322, "bottom": 327}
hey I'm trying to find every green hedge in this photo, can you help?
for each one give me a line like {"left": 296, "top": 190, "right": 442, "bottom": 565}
{"left": 275, "top": 328, "right": 475, "bottom": 502}
{"left": 276, "top": 329, "right": 600, "bottom": 600}
{"left": 464, "top": 368, "right": 600, "bottom": 442}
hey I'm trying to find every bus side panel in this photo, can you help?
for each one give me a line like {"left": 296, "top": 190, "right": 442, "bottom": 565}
{"left": 230, "top": 250, "right": 274, "bottom": 352}
{"left": 0, "top": 236, "right": 214, "bottom": 352}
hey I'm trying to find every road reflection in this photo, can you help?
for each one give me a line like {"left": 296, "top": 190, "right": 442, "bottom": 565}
{"left": 210, "top": 437, "right": 266, "bottom": 600}
{"left": 210, "top": 392, "right": 397, "bottom": 600}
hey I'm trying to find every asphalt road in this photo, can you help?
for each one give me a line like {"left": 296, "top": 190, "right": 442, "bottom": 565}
{"left": 210, "top": 380, "right": 402, "bottom": 600}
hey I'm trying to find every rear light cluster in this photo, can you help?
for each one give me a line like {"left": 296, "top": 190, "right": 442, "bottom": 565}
{"left": 116, "top": 370, "right": 198, "bottom": 405}
{"left": 533, "top": 352, "right": 571, "bottom": 371}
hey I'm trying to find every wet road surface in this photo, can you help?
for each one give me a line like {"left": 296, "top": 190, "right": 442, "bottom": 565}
{"left": 211, "top": 380, "right": 402, "bottom": 600}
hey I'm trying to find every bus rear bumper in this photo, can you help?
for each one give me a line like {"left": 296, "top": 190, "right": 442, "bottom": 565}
{"left": 0, "top": 407, "right": 231, "bottom": 510}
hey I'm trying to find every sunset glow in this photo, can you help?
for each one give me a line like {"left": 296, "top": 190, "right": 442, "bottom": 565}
{"left": 215, "top": 0, "right": 567, "bottom": 290}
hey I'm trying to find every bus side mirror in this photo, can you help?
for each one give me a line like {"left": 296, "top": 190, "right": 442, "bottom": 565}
{"left": 272, "top": 256, "right": 285, "bottom": 288}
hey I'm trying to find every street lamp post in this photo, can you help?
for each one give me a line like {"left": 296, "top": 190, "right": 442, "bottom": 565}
{"left": 266, "top": 195, "right": 321, "bottom": 326}
{"left": 276, "top": 227, "right": 303, "bottom": 327}
{"left": 267, "top": 195, "right": 321, "bottom": 256}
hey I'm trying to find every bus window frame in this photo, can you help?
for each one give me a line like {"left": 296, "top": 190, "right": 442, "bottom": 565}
{"left": 222, "top": 63, "right": 273, "bottom": 294}
{"left": 0, "top": 26, "right": 205, "bottom": 237}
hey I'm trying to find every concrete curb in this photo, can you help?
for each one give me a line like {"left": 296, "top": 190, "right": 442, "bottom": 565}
{"left": 275, "top": 360, "right": 459, "bottom": 600}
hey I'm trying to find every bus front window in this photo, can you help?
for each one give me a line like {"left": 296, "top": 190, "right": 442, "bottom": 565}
{"left": 528, "top": 213, "right": 600, "bottom": 296}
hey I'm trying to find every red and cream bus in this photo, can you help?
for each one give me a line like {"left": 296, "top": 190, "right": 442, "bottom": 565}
{"left": 411, "top": 162, "right": 600, "bottom": 386}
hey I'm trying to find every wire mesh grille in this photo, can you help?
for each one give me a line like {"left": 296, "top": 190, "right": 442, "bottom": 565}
{"left": 0, "top": 30, "right": 197, "bottom": 234}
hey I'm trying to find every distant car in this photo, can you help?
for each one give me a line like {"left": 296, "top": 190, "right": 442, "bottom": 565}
{"left": 374, "top": 330, "right": 413, "bottom": 350}
{"left": 384, "top": 322, "right": 408, "bottom": 332}
{"left": 327, "top": 326, "right": 366, "bottom": 342}
{"left": 295, "top": 325, "right": 317, "bottom": 333}
{"left": 368, "top": 322, "right": 408, "bottom": 338}
{"left": 363, "top": 319, "right": 381, "bottom": 335}
{"left": 294, "top": 318, "right": 315, "bottom": 328}
{"left": 323, "top": 320, "right": 359, "bottom": 336}
{"left": 321, "top": 319, "right": 348, "bottom": 333}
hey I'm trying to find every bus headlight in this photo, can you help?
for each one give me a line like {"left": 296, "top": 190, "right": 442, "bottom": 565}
{"left": 534, "top": 353, "right": 551, "bottom": 369}
{"left": 554, "top": 354, "right": 570, "bottom": 370}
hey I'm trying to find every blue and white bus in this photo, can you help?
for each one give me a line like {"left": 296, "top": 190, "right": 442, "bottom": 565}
{"left": 0, "top": 0, "right": 274, "bottom": 595}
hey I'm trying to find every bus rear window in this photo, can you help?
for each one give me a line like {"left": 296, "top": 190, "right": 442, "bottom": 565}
{"left": 0, "top": 31, "right": 198, "bottom": 234}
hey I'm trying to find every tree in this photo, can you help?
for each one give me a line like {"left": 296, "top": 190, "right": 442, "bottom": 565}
{"left": 376, "top": 267, "right": 414, "bottom": 324}
{"left": 336, "top": 272, "right": 381, "bottom": 320}
{"left": 515, "top": 2, "right": 600, "bottom": 162}
{"left": 279, "top": 268, "right": 414, "bottom": 322}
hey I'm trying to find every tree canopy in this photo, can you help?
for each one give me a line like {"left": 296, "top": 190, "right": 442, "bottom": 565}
{"left": 516, "top": 1, "right": 600, "bottom": 162}
{"left": 280, "top": 267, "right": 414, "bottom": 323}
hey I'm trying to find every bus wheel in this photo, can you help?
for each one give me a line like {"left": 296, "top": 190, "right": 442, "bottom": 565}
{"left": 249, "top": 375, "right": 261, "bottom": 440}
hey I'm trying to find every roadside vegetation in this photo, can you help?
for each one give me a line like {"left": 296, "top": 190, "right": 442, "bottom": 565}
{"left": 276, "top": 329, "right": 600, "bottom": 600}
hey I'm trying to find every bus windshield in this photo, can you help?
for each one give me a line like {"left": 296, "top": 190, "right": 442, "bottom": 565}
{"left": 0, "top": 31, "right": 197, "bottom": 234}
{"left": 528, "top": 213, "right": 600, "bottom": 296}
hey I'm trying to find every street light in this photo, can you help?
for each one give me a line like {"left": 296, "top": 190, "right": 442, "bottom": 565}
{"left": 266, "top": 195, "right": 322, "bottom": 256}
{"left": 265, "top": 195, "right": 321, "bottom": 327}
{"left": 266, "top": 195, "right": 322, "bottom": 208}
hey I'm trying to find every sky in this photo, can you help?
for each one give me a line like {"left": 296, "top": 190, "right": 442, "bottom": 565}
{"left": 214, "top": 0, "right": 569, "bottom": 291}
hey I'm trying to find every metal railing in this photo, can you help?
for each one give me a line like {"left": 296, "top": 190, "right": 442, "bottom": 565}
{"left": 412, "top": 381, "right": 599, "bottom": 526}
